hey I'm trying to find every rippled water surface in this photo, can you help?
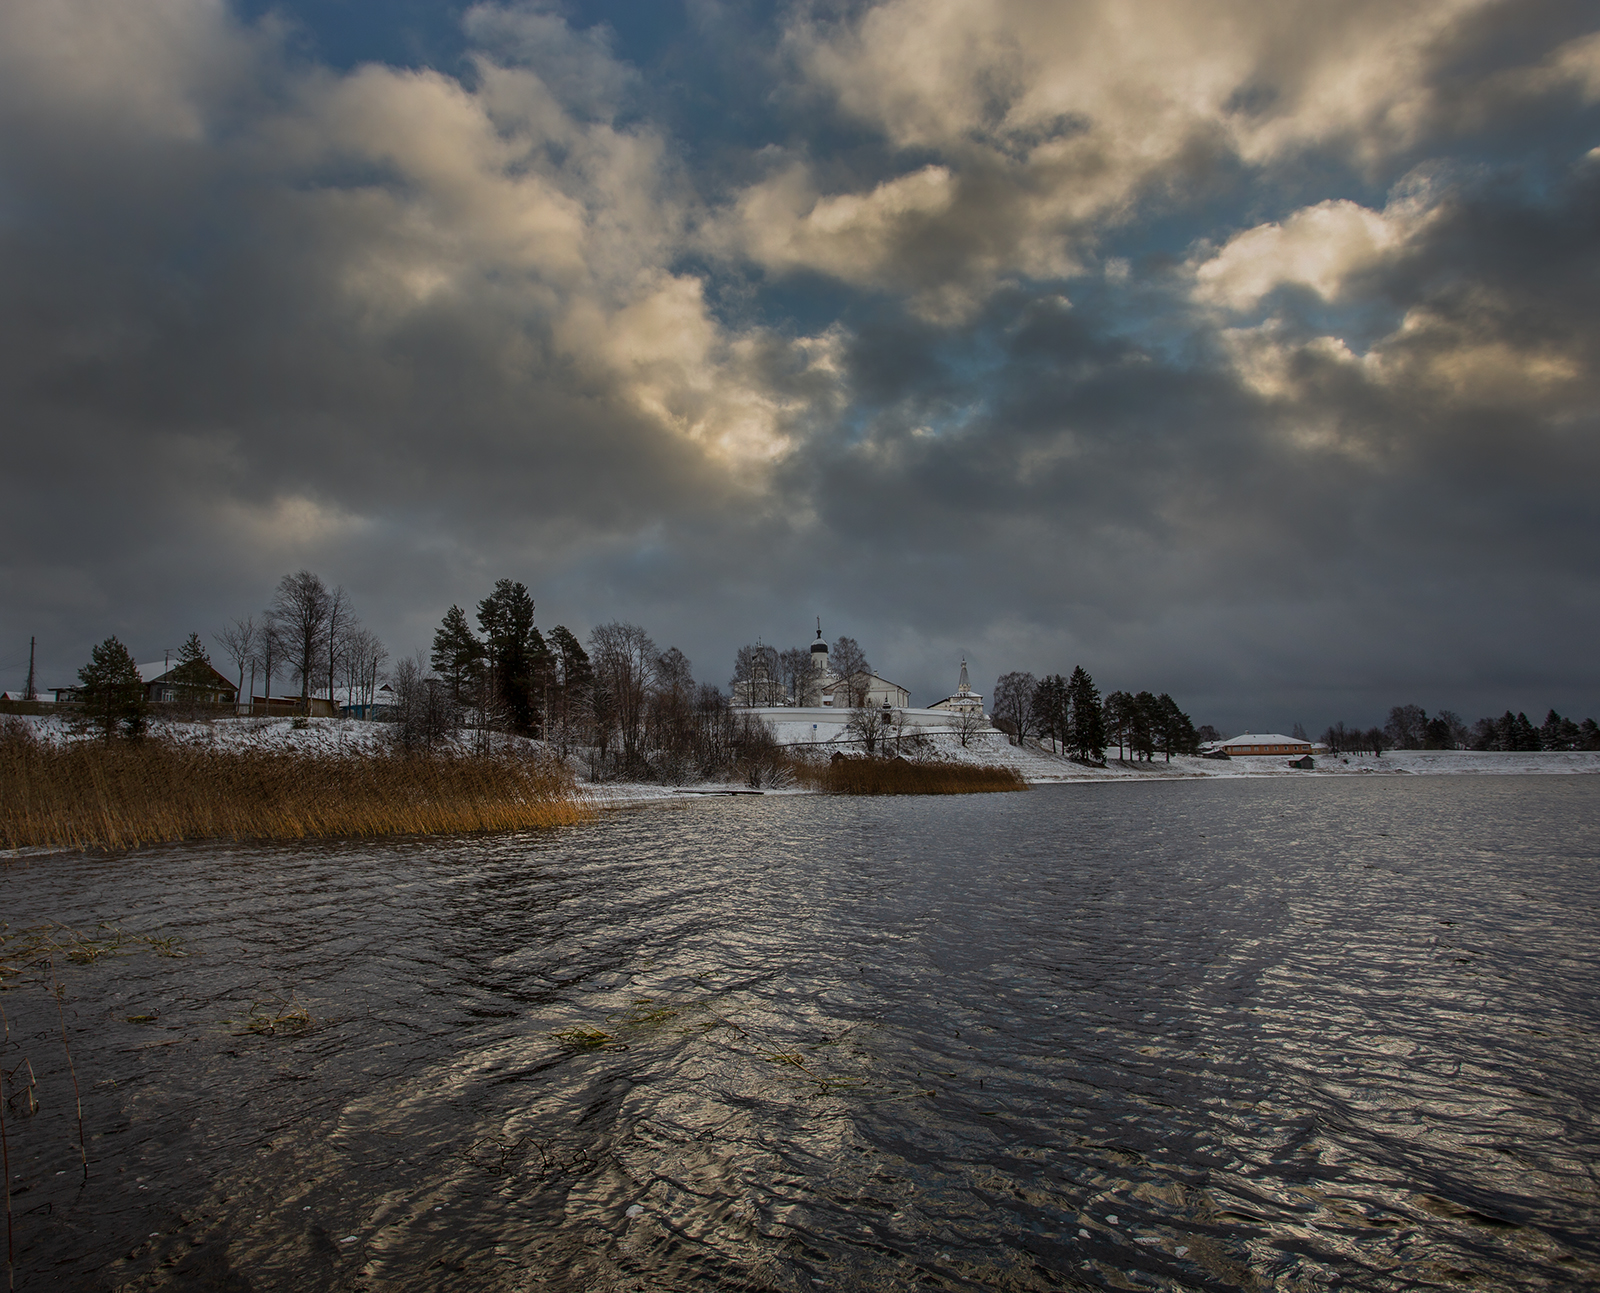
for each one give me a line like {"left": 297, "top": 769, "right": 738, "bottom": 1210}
{"left": 3, "top": 776, "right": 1598, "bottom": 1291}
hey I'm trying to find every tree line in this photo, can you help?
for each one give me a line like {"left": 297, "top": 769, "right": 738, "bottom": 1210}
{"left": 988, "top": 669, "right": 1200, "bottom": 764}
{"left": 212, "top": 569, "right": 387, "bottom": 715}
{"left": 1322, "top": 704, "right": 1600, "bottom": 754}
{"left": 69, "top": 569, "right": 387, "bottom": 741}
{"left": 729, "top": 635, "right": 872, "bottom": 707}
{"left": 423, "top": 582, "right": 789, "bottom": 781}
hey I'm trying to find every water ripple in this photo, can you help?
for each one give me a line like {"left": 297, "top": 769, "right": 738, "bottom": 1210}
{"left": 1, "top": 776, "right": 1596, "bottom": 1289}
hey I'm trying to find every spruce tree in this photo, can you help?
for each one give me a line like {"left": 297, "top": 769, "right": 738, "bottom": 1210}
{"left": 1102, "top": 689, "right": 1134, "bottom": 761}
{"left": 1031, "top": 674, "right": 1068, "bottom": 753}
{"left": 431, "top": 605, "right": 485, "bottom": 703}
{"left": 170, "top": 631, "right": 216, "bottom": 706}
{"left": 477, "top": 580, "right": 544, "bottom": 736}
{"left": 1066, "top": 666, "right": 1105, "bottom": 762}
{"left": 78, "top": 635, "right": 147, "bottom": 742}
{"left": 1154, "top": 692, "right": 1198, "bottom": 760}
{"left": 1131, "top": 691, "right": 1159, "bottom": 761}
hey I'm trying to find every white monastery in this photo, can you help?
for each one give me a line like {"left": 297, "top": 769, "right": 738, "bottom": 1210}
{"left": 740, "top": 632, "right": 1006, "bottom": 751}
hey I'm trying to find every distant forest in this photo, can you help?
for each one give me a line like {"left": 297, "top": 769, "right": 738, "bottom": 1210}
{"left": 988, "top": 669, "right": 1198, "bottom": 765}
{"left": 1320, "top": 705, "right": 1600, "bottom": 755}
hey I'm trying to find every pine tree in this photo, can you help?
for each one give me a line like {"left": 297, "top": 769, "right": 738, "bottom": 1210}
{"left": 1066, "top": 666, "right": 1105, "bottom": 763}
{"left": 431, "top": 605, "right": 485, "bottom": 703}
{"left": 477, "top": 580, "right": 545, "bottom": 736}
{"left": 1153, "top": 692, "right": 1198, "bottom": 760}
{"left": 170, "top": 631, "right": 217, "bottom": 706}
{"left": 1102, "top": 689, "right": 1134, "bottom": 761}
{"left": 1131, "top": 691, "right": 1159, "bottom": 761}
{"left": 78, "top": 635, "right": 146, "bottom": 742}
{"left": 1030, "top": 674, "right": 1068, "bottom": 753}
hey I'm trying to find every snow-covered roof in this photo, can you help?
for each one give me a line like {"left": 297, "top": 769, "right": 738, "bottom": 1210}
{"left": 1218, "top": 732, "right": 1310, "bottom": 748}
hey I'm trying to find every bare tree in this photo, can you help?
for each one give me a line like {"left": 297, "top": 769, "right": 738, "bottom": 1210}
{"left": 646, "top": 646, "right": 697, "bottom": 780}
{"left": 829, "top": 636, "right": 871, "bottom": 707}
{"left": 589, "top": 621, "right": 656, "bottom": 772}
{"left": 340, "top": 624, "right": 387, "bottom": 716}
{"left": 778, "top": 646, "right": 813, "bottom": 706}
{"left": 730, "top": 643, "right": 784, "bottom": 706}
{"left": 991, "top": 672, "right": 1038, "bottom": 745}
{"left": 324, "top": 585, "right": 353, "bottom": 710}
{"left": 953, "top": 706, "right": 987, "bottom": 748}
{"left": 734, "top": 712, "right": 790, "bottom": 788}
{"left": 249, "top": 617, "right": 286, "bottom": 714}
{"left": 270, "top": 570, "right": 331, "bottom": 714}
{"left": 845, "top": 703, "right": 893, "bottom": 754}
{"left": 388, "top": 651, "right": 456, "bottom": 751}
{"left": 214, "top": 616, "right": 256, "bottom": 715}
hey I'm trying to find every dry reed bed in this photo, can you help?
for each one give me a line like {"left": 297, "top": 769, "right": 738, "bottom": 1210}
{"left": 801, "top": 757, "right": 1028, "bottom": 795}
{"left": 0, "top": 734, "right": 588, "bottom": 851}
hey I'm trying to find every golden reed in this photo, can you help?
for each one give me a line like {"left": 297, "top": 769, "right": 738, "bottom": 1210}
{"left": 801, "top": 757, "right": 1028, "bottom": 795}
{"left": 0, "top": 731, "right": 589, "bottom": 851}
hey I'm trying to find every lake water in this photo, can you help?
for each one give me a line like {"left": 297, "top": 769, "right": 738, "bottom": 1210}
{"left": 2, "top": 776, "right": 1598, "bottom": 1291}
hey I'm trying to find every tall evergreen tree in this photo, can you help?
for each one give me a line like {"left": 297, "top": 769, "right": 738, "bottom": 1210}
{"left": 270, "top": 569, "right": 331, "bottom": 714}
{"left": 1152, "top": 692, "right": 1198, "bottom": 761}
{"left": 1102, "top": 690, "right": 1135, "bottom": 761}
{"left": 431, "top": 605, "right": 485, "bottom": 703}
{"left": 1066, "top": 666, "right": 1105, "bottom": 762}
{"left": 78, "top": 635, "right": 146, "bottom": 742}
{"left": 1030, "top": 674, "right": 1068, "bottom": 753}
{"left": 170, "top": 631, "right": 218, "bottom": 707}
{"left": 476, "top": 579, "right": 545, "bottom": 736}
{"left": 1131, "top": 691, "right": 1159, "bottom": 761}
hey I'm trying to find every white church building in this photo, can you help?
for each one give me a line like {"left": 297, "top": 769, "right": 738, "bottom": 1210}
{"left": 742, "top": 644, "right": 1005, "bottom": 751}
{"left": 808, "top": 631, "right": 911, "bottom": 709}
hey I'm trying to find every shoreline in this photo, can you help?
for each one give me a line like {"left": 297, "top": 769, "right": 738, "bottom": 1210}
{"left": 5, "top": 715, "right": 1595, "bottom": 854}
{"left": 582, "top": 748, "right": 1600, "bottom": 808}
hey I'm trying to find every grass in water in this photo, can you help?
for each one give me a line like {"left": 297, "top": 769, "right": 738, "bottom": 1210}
{"left": 0, "top": 923, "right": 186, "bottom": 986}
{"left": 553, "top": 1027, "right": 616, "bottom": 1052}
{"left": 0, "top": 728, "right": 588, "bottom": 851}
{"left": 232, "top": 1000, "right": 315, "bottom": 1038}
{"left": 798, "top": 756, "right": 1028, "bottom": 795}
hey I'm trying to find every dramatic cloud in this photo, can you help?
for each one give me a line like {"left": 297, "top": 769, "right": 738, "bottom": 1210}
{"left": 1, "top": 0, "right": 1596, "bottom": 730}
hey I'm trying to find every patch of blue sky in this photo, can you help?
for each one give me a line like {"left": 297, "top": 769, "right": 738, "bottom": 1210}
{"left": 234, "top": 0, "right": 472, "bottom": 72}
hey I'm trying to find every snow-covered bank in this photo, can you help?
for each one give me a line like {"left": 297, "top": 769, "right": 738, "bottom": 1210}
{"left": 3, "top": 713, "right": 543, "bottom": 759}
{"left": 10, "top": 715, "right": 1592, "bottom": 806}
{"left": 987, "top": 743, "right": 1600, "bottom": 782}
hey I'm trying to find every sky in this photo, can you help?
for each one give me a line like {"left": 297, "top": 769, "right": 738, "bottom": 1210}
{"left": 2, "top": 0, "right": 1597, "bottom": 735}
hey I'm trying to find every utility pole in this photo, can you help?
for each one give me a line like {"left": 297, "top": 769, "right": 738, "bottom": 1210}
{"left": 25, "top": 636, "right": 37, "bottom": 701}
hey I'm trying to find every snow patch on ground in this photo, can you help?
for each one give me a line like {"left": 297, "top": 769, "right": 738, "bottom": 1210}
{"left": 985, "top": 741, "right": 1600, "bottom": 781}
{"left": 2, "top": 713, "right": 546, "bottom": 759}
{"left": 9, "top": 715, "right": 1593, "bottom": 795}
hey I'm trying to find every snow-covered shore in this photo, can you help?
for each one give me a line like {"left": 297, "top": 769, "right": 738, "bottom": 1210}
{"left": 967, "top": 741, "right": 1600, "bottom": 783}
{"left": 8, "top": 714, "right": 1594, "bottom": 803}
{"left": 3, "top": 713, "right": 541, "bottom": 759}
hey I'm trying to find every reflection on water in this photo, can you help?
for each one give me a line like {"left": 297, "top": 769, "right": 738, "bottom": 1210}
{"left": 2, "top": 776, "right": 1598, "bottom": 1290}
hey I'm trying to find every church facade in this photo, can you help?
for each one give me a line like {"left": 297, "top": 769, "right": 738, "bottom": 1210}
{"left": 733, "top": 628, "right": 911, "bottom": 708}
{"left": 926, "top": 658, "right": 984, "bottom": 718}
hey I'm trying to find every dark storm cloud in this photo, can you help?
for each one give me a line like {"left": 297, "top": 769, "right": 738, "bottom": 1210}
{"left": 0, "top": 0, "right": 1596, "bottom": 733}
